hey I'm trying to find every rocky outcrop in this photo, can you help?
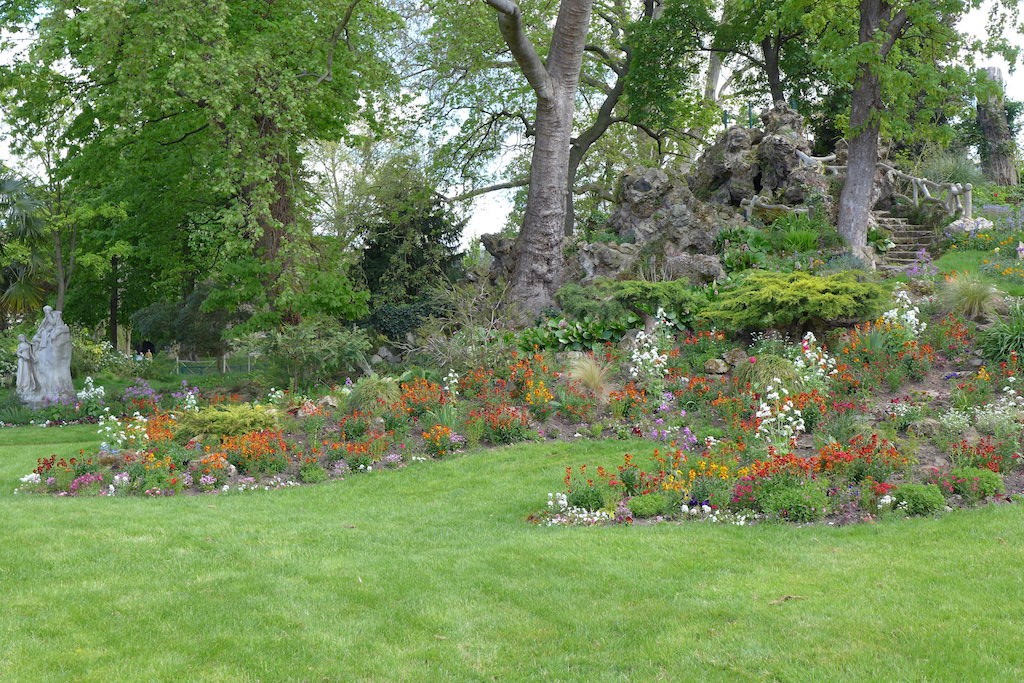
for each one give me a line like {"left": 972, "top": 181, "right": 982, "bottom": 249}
{"left": 689, "top": 101, "right": 833, "bottom": 217}
{"left": 687, "top": 126, "right": 760, "bottom": 205}
{"left": 577, "top": 241, "right": 641, "bottom": 281}
{"left": 575, "top": 103, "right": 844, "bottom": 287}
{"left": 578, "top": 168, "right": 726, "bottom": 285}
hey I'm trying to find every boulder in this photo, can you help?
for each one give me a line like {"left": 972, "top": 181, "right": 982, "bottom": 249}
{"left": 607, "top": 170, "right": 718, "bottom": 251}
{"left": 663, "top": 253, "right": 726, "bottom": 285}
{"left": 577, "top": 241, "right": 642, "bottom": 281}
{"left": 723, "top": 348, "right": 749, "bottom": 366}
{"left": 688, "top": 126, "right": 759, "bottom": 205}
{"left": 704, "top": 358, "right": 731, "bottom": 374}
{"left": 760, "top": 100, "right": 806, "bottom": 136}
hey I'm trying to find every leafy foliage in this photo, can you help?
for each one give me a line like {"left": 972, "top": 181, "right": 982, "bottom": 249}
{"left": 892, "top": 483, "right": 946, "bottom": 517}
{"left": 174, "top": 405, "right": 278, "bottom": 440}
{"left": 699, "top": 271, "right": 886, "bottom": 334}
{"left": 559, "top": 279, "right": 710, "bottom": 328}
{"left": 978, "top": 304, "right": 1024, "bottom": 362}
{"left": 233, "top": 318, "right": 371, "bottom": 389}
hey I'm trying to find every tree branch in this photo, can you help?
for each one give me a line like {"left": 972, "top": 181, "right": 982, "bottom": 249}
{"left": 445, "top": 178, "right": 530, "bottom": 202}
{"left": 581, "top": 73, "right": 613, "bottom": 95}
{"left": 583, "top": 44, "right": 623, "bottom": 74}
{"left": 296, "top": 0, "right": 364, "bottom": 85}
{"left": 159, "top": 123, "right": 210, "bottom": 146}
{"left": 879, "top": 9, "right": 910, "bottom": 59}
{"left": 482, "top": 0, "right": 553, "bottom": 100}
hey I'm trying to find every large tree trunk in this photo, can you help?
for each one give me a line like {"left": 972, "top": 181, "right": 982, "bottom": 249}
{"left": 108, "top": 255, "right": 119, "bottom": 349}
{"left": 513, "top": 94, "right": 575, "bottom": 311}
{"left": 486, "top": 0, "right": 594, "bottom": 314}
{"left": 977, "top": 67, "right": 1019, "bottom": 186}
{"left": 836, "top": 0, "right": 908, "bottom": 258}
{"left": 761, "top": 36, "right": 784, "bottom": 105}
{"left": 837, "top": 70, "right": 880, "bottom": 254}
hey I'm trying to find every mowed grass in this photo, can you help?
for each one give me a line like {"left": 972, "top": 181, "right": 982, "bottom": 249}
{"left": 2, "top": 426, "right": 1024, "bottom": 681}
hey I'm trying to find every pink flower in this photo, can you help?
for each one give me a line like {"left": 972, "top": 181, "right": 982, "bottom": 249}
{"left": 748, "top": 357, "right": 757, "bottom": 364}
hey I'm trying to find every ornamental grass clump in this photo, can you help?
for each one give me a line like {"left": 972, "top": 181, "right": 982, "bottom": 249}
{"left": 347, "top": 375, "right": 401, "bottom": 414}
{"left": 733, "top": 354, "right": 801, "bottom": 393}
{"left": 978, "top": 305, "right": 1024, "bottom": 362}
{"left": 567, "top": 355, "right": 613, "bottom": 403}
{"left": 938, "top": 273, "right": 1005, "bottom": 322}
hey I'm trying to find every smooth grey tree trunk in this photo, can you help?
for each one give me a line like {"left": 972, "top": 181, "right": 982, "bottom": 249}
{"left": 837, "top": 0, "right": 908, "bottom": 258}
{"left": 485, "top": 0, "right": 594, "bottom": 314}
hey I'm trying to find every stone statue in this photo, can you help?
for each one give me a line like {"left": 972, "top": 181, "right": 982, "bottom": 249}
{"left": 15, "top": 334, "right": 38, "bottom": 401}
{"left": 17, "top": 306, "right": 75, "bottom": 407}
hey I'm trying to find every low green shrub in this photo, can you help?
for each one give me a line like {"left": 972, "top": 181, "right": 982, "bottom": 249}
{"left": 628, "top": 493, "right": 670, "bottom": 519}
{"left": 892, "top": 484, "right": 946, "bottom": 516}
{"left": 761, "top": 479, "right": 829, "bottom": 522}
{"left": 949, "top": 467, "right": 1005, "bottom": 504}
{"left": 699, "top": 271, "right": 886, "bottom": 334}
{"left": 299, "top": 462, "right": 329, "bottom": 484}
{"left": 558, "top": 279, "right": 710, "bottom": 330}
{"left": 174, "top": 404, "right": 277, "bottom": 439}
{"left": 567, "top": 485, "right": 605, "bottom": 512}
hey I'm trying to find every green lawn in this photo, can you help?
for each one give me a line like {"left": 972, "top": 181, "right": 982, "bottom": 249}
{"left": 2, "top": 425, "right": 1024, "bottom": 681}
{"left": 934, "top": 249, "right": 1024, "bottom": 297}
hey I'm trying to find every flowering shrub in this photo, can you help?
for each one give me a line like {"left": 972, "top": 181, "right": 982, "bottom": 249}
{"left": 629, "top": 310, "right": 671, "bottom": 391}
{"left": 472, "top": 403, "right": 530, "bottom": 444}
{"left": 882, "top": 289, "right": 927, "bottom": 338}
{"left": 399, "top": 378, "right": 445, "bottom": 417}
{"left": 792, "top": 332, "right": 837, "bottom": 387}
{"left": 220, "top": 430, "right": 291, "bottom": 475}
{"left": 753, "top": 380, "right": 805, "bottom": 450}
{"left": 928, "top": 467, "right": 1005, "bottom": 504}
{"left": 608, "top": 383, "right": 647, "bottom": 421}
{"left": 121, "top": 378, "right": 162, "bottom": 414}
{"left": 536, "top": 493, "right": 613, "bottom": 526}
{"left": 75, "top": 377, "right": 107, "bottom": 416}
{"left": 422, "top": 424, "right": 465, "bottom": 458}
{"left": 949, "top": 437, "right": 1006, "bottom": 472}
{"left": 98, "top": 410, "right": 150, "bottom": 452}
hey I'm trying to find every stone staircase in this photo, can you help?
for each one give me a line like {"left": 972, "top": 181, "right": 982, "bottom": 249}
{"left": 872, "top": 210, "right": 934, "bottom": 268}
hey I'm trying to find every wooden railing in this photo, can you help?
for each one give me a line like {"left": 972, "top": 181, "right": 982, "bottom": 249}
{"left": 741, "top": 153, "right": 973, "bottom": 221}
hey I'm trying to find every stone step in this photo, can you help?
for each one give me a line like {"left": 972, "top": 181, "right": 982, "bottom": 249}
{"left": 885, "top": 254, "right": 931, "bottom": 263}
{"left": 887, "top": 247, "right": 932, "bottom": 255}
